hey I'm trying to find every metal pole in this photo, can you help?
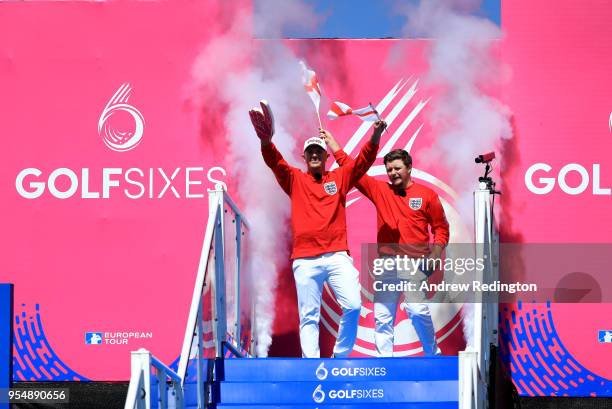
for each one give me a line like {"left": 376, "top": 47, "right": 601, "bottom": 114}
{"left": 212, "top": 193, "right": 227, "bottom": 358}
{"left": 234, "top": 215, "right": 242, "bottom": 348}
{"left": 177, "top": 187, "right": 223, "bottom": 382}
{"left": 196, "top": 301, "right": 205, "bottom": 409}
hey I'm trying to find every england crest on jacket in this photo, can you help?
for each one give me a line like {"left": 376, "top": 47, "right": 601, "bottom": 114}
{"left": 409, "top": 197, "right": 422, "bottom": 210}
{"left": 324, "top": 181, "right": 338, "bottom": 195}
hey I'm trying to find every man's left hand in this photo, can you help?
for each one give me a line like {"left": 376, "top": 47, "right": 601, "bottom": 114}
{"left": 373, "top": 120, "right": 387, "bottom": 136}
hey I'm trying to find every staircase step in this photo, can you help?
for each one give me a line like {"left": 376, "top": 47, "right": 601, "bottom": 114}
{"left": 213, "top": 380, "right": 458, "bottom": 405}
{"left": 214, "top": 404, "right": 458, "bottom": 409}
{"left": 216, "top": 357, "right": 458, "bottom": 382}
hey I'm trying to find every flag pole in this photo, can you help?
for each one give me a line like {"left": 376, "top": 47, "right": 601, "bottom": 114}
{"left": 369, "top": 102, "right": 390, "bottom": 134}
{"left": 316, "top": 110, "right": 323, "bottom": 129}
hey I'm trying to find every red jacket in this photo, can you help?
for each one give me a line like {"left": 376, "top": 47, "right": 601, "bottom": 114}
{"left": 348, "top": 172, "right": 450, "bottom": 257}
{"left": 262, "top": 141, "right": 378, "bottom": 259}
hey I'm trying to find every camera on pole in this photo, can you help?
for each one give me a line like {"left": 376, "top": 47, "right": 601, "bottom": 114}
{"left": 475, "top": 152, "right": 500, "bottom": 194}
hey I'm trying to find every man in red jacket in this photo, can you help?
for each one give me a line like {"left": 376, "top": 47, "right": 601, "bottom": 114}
{"left": 336, "top": 147, "right": 449, "bottom": 356}
{"left": 249, "top": 101, "right": 385, "bottom": 358}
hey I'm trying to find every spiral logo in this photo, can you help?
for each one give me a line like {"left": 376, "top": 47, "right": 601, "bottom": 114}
{"left": 325, "top": 78, "right": 469, "bottom": 356}
{"left": 315, "top": 362, "right": 328, "bottom": 380}
{"left": 312, "top": 384, "right": 325, "bottom": 404}
{"left": 98, "top": 83, "right": 145, "bottom": 152}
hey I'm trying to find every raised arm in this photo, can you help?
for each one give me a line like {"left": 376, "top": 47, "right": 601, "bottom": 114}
{"left": 320, "top": 121, "right": 386, "bottom": 188}
{"left": 347, "top": 120, "right": 385, "bottom": 183}
{"left": 249, "top": 100, "right": 294, "bottom": 194}
{"left": 368, "top": 120, "right": 385, "bottom": 146}
{"left": 333, "top": 147, "right": 379, "bottom": 201}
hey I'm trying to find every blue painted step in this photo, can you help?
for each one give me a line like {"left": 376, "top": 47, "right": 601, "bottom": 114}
{"left": 214, "top": 404, "right": 458, "bottom": 409}
{"left": 213, "top": 380, "right": 458, "bottom": 404}
{"left": 216, "top": 357, "right": 458, "bottom": 382}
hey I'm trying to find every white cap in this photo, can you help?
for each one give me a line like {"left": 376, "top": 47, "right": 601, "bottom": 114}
{"left": 303, "top": 137, "right": 327, "bottom": 152}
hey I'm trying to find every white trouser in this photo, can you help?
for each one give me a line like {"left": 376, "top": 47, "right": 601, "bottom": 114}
{"left": 374, "top": 266, "right": 441, "bottom": 357}
{"left": 292, "top": 251, "right": 362, "bottom": 358}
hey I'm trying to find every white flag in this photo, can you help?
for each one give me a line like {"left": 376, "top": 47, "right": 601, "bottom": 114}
{"left": 300, "top": 61, "right": 322, "bottom": 111}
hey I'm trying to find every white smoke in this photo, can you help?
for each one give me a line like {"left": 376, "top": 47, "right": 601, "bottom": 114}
{"left": 397, "top": 0, "right": 512, "bottom": 348}
{"left": 191, "top": 2, "right": 321, "bottom": 356}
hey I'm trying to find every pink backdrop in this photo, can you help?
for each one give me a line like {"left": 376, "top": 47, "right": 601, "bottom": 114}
{"left": 502, "top": 0, "right": 612, "bottom": 382}
{"left": 1, "top": 0, "right": 610, "bottom": 394}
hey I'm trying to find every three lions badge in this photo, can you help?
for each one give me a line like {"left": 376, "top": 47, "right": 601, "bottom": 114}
{"left": 409, "top": 197, "right": 422, "bottom": 210}
{"left": 324, "top": 181, "right": 338, "bottom": 195}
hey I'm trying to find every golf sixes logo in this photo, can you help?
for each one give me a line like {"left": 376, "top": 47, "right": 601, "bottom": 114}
{"left": 98, "top": 83, "right": 145, "bottom": 152}
{"left": 524, "top": 114, "right": 612, "bottom": 196}
{"left": 314, "top": 361, "right": 387, "bottom": 380}
{"left": 15, "top": 83, "right": 227, "bottom": 200}
{"left": 311, "top": 384, "right": 384, "bottom": 403}
{"left": 315, "top": 362, "right": 329, "bottom": 380}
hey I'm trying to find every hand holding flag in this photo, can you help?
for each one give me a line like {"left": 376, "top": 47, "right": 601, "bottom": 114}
{"left": 372, "top": 119, "right": 388, "bottom": 139}
{"left": 300, "top": 61, "right": 323, "bottom": 128}
{"left": 369, "top": 102, "right": 390, "bottom": 135}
